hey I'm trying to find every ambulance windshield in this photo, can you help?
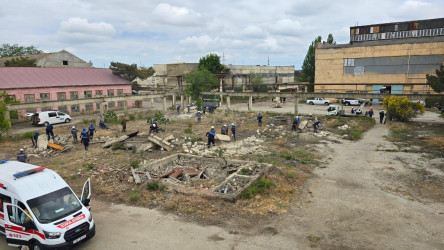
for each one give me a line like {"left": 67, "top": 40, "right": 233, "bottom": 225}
{"left": 27, "top": 187, "right": 82, "bottom": 224}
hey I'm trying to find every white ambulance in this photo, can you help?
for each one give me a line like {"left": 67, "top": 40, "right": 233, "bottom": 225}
{"left": 0, "top": 160, "right": 95, "bottom": 249}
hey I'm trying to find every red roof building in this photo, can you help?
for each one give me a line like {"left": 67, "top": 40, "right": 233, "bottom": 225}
{"left": 0, "top": 67, "right": 132, "bottom": 116}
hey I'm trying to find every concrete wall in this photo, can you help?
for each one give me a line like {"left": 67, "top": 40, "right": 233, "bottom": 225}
{"left": 37, "top": 50, "right": 92, "bottom": 68}
{"left": 5, "top": 85, "right": 131, "bottom": 116}
{"left": 315, "top": 40, "right": 444, "bottom": 93}
{"left": 225, "top": 65, "right": 294, "bottom": 87}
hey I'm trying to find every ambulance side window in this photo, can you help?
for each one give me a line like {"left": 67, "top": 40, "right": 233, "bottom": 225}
{"left": 0, "top": 194, "right": 11, "bottom": 212}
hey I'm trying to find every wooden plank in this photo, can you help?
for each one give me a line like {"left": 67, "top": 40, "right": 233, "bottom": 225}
{"left": 47, "top": 142, "right": 64, "bottom": 151}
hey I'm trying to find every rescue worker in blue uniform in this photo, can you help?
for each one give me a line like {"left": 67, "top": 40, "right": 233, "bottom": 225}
{"left": 231, "top": 123, "right": 236, "bottom": 141}
{"left": 88, "top": 124, "right": 96, "bottom": 142}
{"left": 32, "top": 131, "right": 39, "bottom": 148}
{"left": 46, "top": 124, "right": 55, "bottom": 141}
{"left": 17, "top": 149, "right": 29, "bottom": 163}
{"left": 71, "top": 126, "right": 78, "bottom": 143}
{"left": 257, "top": 113, "right": 263, "bottom": 126}
{"left": 313, "top": 119, "right": 321, "bottom": 133}
{"left": 292, "top": 116, "right": 300, "bottom": 131}
{"left": 206, "top": 126, "right": 216, "bottom": 148}
{"left": 80, "top": 128, "right": 90, "bottom": 150}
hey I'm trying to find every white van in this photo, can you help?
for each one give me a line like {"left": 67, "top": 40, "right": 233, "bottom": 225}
{"left": 31, "top": 111, "right": 72, "bottom": 126}
{"left": 0, "top": 160, "right": 95, "bottom": 249}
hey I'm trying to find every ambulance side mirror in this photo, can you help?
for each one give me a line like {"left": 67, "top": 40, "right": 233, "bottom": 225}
{"left": 24, "top": 220, "right": 36, "bottom": 231}
{"left": 83, "top": 198, "right": 90, "bottom": 207}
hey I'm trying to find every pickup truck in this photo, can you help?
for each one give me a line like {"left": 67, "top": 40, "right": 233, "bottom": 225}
{"left": 306, "top": 98, "right": 331, "bottom": 105}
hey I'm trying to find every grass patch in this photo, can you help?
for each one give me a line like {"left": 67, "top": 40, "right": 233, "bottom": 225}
{"left": 241, "top": 177, "right": 275, "bottom": 199}
{"left": 184, "top": 128, "right": 192, "bottom": 134}
{"left": 339, "top": 129, "right": 363, "bottom": 141}
{"left": 128, "top": 190, "right": 140, "bottom": 202}
{"left": 83, "top": 163, "right": 95, "bottom": 170}
{"left": 239, "top": 168, "right": 251, "bottom": 175}
{"left": 307, "top": 235, "right": 321, "bottom": 243}
{"left": 112, "top": 142, "right": 127, "bottom": 150}
{"left": 81, "top": 119, "right": 96, "bottom": 125}
{"left": 265, "top": 226, "right": 278, "bottom": 235}
{"left": 130, "top": 160, "right": 140, "bottom": 168}
{"left": 18, "top": 131, "right": 35, "bottom": 141}
{"left": 69, "top": 175, "right": 78, "bottom": 180}
{"left": 146, "top": 181, "right": 166, "bottom": 191}
{"left": 128, "top": 114, "right": 136, "bottom": 121}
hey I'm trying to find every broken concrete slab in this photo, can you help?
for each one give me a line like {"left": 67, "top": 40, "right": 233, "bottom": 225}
{"left": 130, "top": 167, "right": 142, "bottom": 184}
{"left": 163, "top": 135, "right": 174, "bottom": 141}
{"left": 148, "top": 135, "right": 174, "bottom": 151}
{"left": 136, "top": 142, "right": 154, "bottom": 153}
{"left": 215, "top": 134, "right": 231, "bottom": 142}
{"left": 298, "top": 120, "right": 308, "bottom": 130}
{"left": 102, "top": 135, "right": 129, "bottom": 148}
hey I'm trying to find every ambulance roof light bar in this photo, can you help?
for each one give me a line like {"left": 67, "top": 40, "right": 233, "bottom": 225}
{"left": 13, "top": 167, "right": 46, "bottom": 179}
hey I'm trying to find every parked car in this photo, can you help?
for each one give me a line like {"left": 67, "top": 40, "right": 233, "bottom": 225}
{"left": 31, "top": 110, "right": 72, "bottom": 126}
{"left": 341, "top": 98, "right": 362, "bottom": 106}
{"left": 306, "top": 98, "right": 330, "bottom": 105}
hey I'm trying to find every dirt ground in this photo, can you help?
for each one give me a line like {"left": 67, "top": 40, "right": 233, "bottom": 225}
{"left": 1, "top": 103, "right": 444, "bottom": 249}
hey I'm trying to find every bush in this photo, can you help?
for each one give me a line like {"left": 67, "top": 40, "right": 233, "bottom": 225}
{"left": 146, "top": 181, "right": 166, "bottom": 191}
{"left": 18, "top": 131, "right": 35, "bottom": 140}
{"left": 130, "top": 160, "right": 140, "bottom": 168}
{"left": 128, "top": 190, "right": 140, "bottom": 202}
{"left": 383, "top": 96, "right": 425, "bottom": 122}
{"left": 104, "top": 111, "right": 118, "bottom": 123}
{"left": 146, "top": 112, "right": 169, "bottom": 125}
{"left": 184, "top": 128, "right": 192, "bottom": 134}
{"left": 241, "top": 177, "right": 275, "bottom": 199}
{"left": 128, "top": 114, "right": 136, "bottom": 121}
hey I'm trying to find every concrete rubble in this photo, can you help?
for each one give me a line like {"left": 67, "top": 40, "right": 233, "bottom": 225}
{"left": 137, "top": 153, "right": 271, "bottom": 200}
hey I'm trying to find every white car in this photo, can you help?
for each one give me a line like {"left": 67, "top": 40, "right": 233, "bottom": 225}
{"left": 31, "top": 111, "right": 72, "bottom": 126}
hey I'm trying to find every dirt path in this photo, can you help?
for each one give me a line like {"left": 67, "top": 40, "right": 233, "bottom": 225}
{"left": 274, "top": 123, "right": 444, "bottom": 249}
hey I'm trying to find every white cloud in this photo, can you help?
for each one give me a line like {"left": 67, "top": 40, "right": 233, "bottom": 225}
{"left": 152, "top": 3, "right": 203, "bottom": 27}
{"left": 57, "top": 18, "right": 116, "bottom": 44}
{"left": 269, "top": 19, "right": 313, "bottom": 36}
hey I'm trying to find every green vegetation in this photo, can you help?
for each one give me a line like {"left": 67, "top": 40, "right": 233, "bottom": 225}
{"left": 128, "top": 114, "right": 136, "bottom": 121}
{"left": 18, "top": 131, "right": 35, "bottom": 140}
{"left": 184, "top": 128, "right": 192, "bottom": 134}
{"left": 81, "top": 119, "right": 96, "bottom": 126}
{"left": 239, "top": 168, "right": 251, "bottom": 175}
{"left": 104, "top": 111, "right": 118, "bottom": 123}
{"left": 265, "top": 226, "right": 278, "bottom": 235}
{"left": 83, "top": 163, "right": 95, "bottom": 170}
{"left": 0, "top": 43, "right": 43, "bottom": 57}
{"left": 130, "top": 160, "right": 140, "bottom": 168}
{"left": 146, "top": 112, "right": 170, "bottom": 125}
{"left": 383, "top": 96, "right": 425, "bottom": 122}
{"left": 184, "top": 137, "right": 202, "bottom": 144}
{"left": 0, "top": 91, "right": 20, "bottom": 137}
{"left": 4, "top": 57, "right": 37, "bottom": 67}
{"left": 426, "top": 64, "right": 444, "bottom": 93}
{"left": 241, "top": 177, "right": 275, "bottom": 199}
{"left": 109, "top": 62, "right": 154, "bottom": 82}
{"left": 128, "top": 190, "right": 140, "bottom": 202}
{"left": 185, "top": 69, "right": 218, "bottom": 101}
{"left": 326, "top": 116, "right": 375, "bottom": 141}
{"left": 198, "top": 53, "right": 230, "bottom": 74}
{"left": 146, "top": 181, "right": 166, "bottom": 191}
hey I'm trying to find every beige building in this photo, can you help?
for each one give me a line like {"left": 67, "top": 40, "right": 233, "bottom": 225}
{"left": 140, "top": 63, "right": 294, "bottom": 90}
{"left": 315, "top": 18, "right": 444, "bottom": 94}
{"left": 0, "top": 50, "right": 93, "bottom": 68}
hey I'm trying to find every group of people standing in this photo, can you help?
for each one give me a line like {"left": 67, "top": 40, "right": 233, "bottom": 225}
{"left": 206, "top": 123, "right": 236, "bottom": 148}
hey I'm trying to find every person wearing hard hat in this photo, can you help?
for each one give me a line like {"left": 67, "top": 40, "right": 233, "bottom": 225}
{"left": 221, "top": 124, "right": 228, "bottom": 135}
{"left": 292, "top": 116, "right": 300, "bottom": 131}
{"left": 231, "top": 123, "right": 236, "bottom": 141}
{"left": 17, "top": 149, "right": 29, "bottom": 163}
{"left": 71, "top": 126, "right": 78, "bottom": 143}
{"left": 206, "top": 126, "right": 216, "bottom": 148}
{"left": 80, "top": 128, "right": 90, "bottom": 150}
{"left": 196, "top": 111, "right": 202, "bottom": 123}
{"left": 149, "top": 122, "right": 158, "bottom": 135}
{"left": 32, "top": 131, "right": 39, "bottom": 148}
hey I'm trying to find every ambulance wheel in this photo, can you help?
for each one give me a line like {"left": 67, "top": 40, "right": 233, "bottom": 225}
{"left": 31, "top": 241, "right": 43, "bottom": 250}
{"left": 44, "top": 122, "right": 49, "bottom": 126}
{"left": 65, "top": 118, "right": 71, "bottom": 123}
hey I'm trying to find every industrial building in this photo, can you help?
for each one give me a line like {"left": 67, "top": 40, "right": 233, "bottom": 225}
{"left": 315, "top": 18, "right": 444, "bottom": 94}
{"left": 0, "top": 50, "right": 93, "bottom": 68}
{"left": 137, "top": 63, "right": 294, "bottom": 90}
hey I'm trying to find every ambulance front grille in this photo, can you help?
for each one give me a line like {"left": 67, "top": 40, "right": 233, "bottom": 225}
{"left": 64, "top": 222, "right": 89, "bottom": 242}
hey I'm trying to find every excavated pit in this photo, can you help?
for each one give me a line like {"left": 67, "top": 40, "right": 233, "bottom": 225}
{"left": 139, "top": 153, "right": 272, "bottom": 200}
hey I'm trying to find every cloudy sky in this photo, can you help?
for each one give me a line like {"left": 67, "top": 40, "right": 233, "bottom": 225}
{"left": 0, "top": 0, "right": 443, "bottom": 69}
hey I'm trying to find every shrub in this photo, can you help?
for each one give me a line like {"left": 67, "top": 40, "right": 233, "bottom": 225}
{"left": 18, "top": 131, "right": 35, "bottom": 140}
{"left": 128, "top": 190, "right": 140, "bottom": 202}
{"left": 104, "top": 111, "right": 118, "bottom": 123}
{"left": 184, "top": 128, "right": 192, "bottom": 134}
{"left": 146, "top": 181, "right": 166, "bottom": 191}
{"left": 130, "top": 160, "right": 140, "bottom": 168}
{"left": 241, "top": 177, "right": 275, "bottom": 199}
{"left": 383, "top": 96, "right": 425, "bottom": 122}
{"left": 128, "top": 114, "right": 136, "bottom": 121}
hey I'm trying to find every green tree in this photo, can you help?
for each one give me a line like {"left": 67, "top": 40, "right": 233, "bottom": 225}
{"left": 137, "top": 66, "right": 155, "bottom": 79}
{"left": 300, "top": 34, "right": 335, "bottom": 92}
{"left": 184, "top": 69, "right": 218, "bottom": 100}
{"left": 0, "top": 91, "right": 20, "bottom": 137}
{"left": 0, "top": 43, "right": 43, "bottom": 57}
{"left": 327, "top": 33, "right": 336, "bottom": 44}
{"left": 4, "top": 57, "right": 37, "bottom": 67}
{"left": 426, "top": 64, "right": 444, "bottom": 93}
{"left": 110, "top": 63, "right": 155, "bottom": 91}
{"left": 198, "top": 53, "right": 230, "bottom": 74}
{"left": 250, "top": 72, "right": 263, "bottom": 91}
{"left": 382, "top": 96, "right": 425, "bottom": 122}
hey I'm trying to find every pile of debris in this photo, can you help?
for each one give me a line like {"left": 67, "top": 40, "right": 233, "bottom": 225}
{"left": 102, "top": 132, "right": 176, "bottom": 152}
{"left": 132, "top": 154, "right": 271, "bottom": 200}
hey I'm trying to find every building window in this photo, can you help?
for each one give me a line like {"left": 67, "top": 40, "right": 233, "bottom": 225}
{"left": 71, "top": 105, "right": 80, "bottom": 113}
{"left": 70, "top": 91, "right": 79, "bottom": 100}
{"left": 24, "top": 94, "right": 35, "bottom": 103}
{"left": 95, "top": 90, "right": 103, "bottom": 96}
{"left": 118, "top": 101, "right": 124, "bottom": 108}
{"left": 95, "top": 103, "right": 101, "bottom": 110}
{"left": 107, "top": 89, "right": 115, "bottom": 97}
{"left": 117, "top": 89, "right": 124, "bottom": 96}
{"left": 57, "top": 92, "right": 66, "bottom": 100}
{"left": 84, "top": 90, "right": 92, "bottom": 98}
{"left": 63, "top": 60, "right": 68, "bottom": 66}
{"left": 85, "top": 103, "right": 93, "bottom": 111}
{"left": 108, "top": 101, "right": 115, "bottom": 108}
{"left": 40, "top": 93, "right": 50, "bottom": 101}
{"left": 58, "top": 105, "right": 67, "bottom": 113}
{"left": 344, "top": 58, "right": 355, "bottom": 67}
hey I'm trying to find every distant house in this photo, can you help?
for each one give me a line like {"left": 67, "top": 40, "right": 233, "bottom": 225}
{"left": 0, "top": 67, "right": 132, "bottom": 116}
{"left": 0, "top": 50, "right": 93, "bottom": 68}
